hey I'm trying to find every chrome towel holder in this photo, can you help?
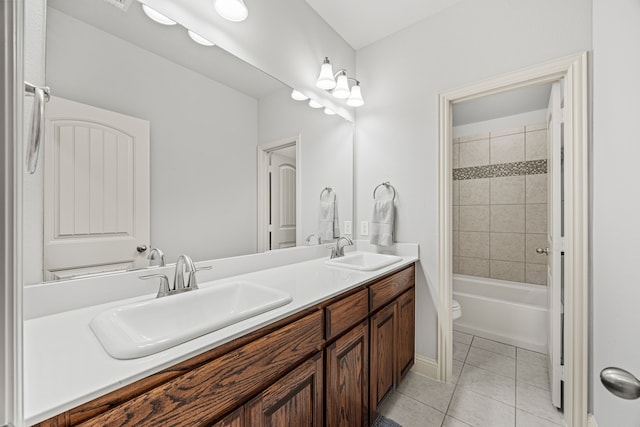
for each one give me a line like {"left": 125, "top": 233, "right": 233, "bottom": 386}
{"left": 373, "top": 181, "right": 396, "bottom": 201}
{"left": 320, "top": 187, "right": 336, "bottom": 201}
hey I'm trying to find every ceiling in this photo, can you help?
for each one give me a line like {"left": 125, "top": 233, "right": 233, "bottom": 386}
{"left": 304, "top": 0, "right": 465, "bottom": 50}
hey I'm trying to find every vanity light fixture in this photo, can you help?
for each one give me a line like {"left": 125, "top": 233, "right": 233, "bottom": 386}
{"left": 187, "top": 30, "right": 215, "bottom": 46}
{"left": 214, "top": 0, "right": 249, "bottom": 22}
{"left": 141, "top": 4, "right": 177, "bottom": 26}
{"left": 291, "top": 90, "right": 308, "bottom": 101}
{"left": 308, "top": 99, "right": 323, "bottom": 109}
{"left": 324, "top": 108, "right": 336, "bottom": 116}
{"left": 316, "top": 57, "right": 364, "bottom": 107}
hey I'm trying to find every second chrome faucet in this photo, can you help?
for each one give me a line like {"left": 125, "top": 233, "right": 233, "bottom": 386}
{"left": 140, "top": 254, "right": 212, "bottom": 298}
{"left": 330, "top": 236, "right": 354, "bottom": 259}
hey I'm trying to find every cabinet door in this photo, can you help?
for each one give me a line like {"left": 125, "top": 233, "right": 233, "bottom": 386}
{"left": 246, "top": 353, "right": 323, "bottom": 427}
{"left": 369, "top": 303, "right": 396, "bottom": 420}
{"left": 396, "top": 288, "right": 415, "bottom": 382}
{"left": 326, "top": 321, "right": 369, "bottom": 427}
{"left": 211, "top": 407, "right": 243, "bottom": 427}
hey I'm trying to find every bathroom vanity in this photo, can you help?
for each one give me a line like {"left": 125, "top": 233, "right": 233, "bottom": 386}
{"left": 26, "top": 249, "right": 417, "bottom": 427}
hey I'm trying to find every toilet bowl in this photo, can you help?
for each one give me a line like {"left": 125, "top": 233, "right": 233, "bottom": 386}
{"left": 452, "top": 299, "right": 462, "bottom": 320}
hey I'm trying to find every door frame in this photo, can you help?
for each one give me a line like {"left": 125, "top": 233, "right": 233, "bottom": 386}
{"left": 257, "top": 136, "right": 301, "bottom": 252}
{"left": 437, "top": 52, "right": 589, "bottom": 426}
{"left": 1, "top": 0, "right": 24, "bottom": 424}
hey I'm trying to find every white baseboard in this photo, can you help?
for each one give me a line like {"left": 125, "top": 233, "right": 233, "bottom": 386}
{"left": 411, "top": 354, "right": 438, "bottom": 380}
{"left": 588, "top": 414, "right": 598, "bottom": 427}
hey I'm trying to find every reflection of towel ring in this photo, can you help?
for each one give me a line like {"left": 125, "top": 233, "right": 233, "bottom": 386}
{"left": 320, "top": 187, "right": 336, "bottom": 201}
{"left": 373, "top": 181, "right": 396, "bottom": 201}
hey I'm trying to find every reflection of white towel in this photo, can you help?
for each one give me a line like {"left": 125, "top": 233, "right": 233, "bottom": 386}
{"left": 319, "top": 197, "right": 340, "bottom": 242}
{"left": 370, "top": 199, "right": 394, "bottom": 246}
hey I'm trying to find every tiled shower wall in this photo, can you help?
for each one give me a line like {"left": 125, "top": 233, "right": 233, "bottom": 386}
{"left": 452, "top": 123, "right": 549, "bottom": 285}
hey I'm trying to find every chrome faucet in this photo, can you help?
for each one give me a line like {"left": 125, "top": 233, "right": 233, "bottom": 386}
{"left": 140, "top": 254, "right": 211, "bottom": 298}
{"left": 147, "top": 247, "right": 166, "bottom": 267}
{"left": 330, "top": 236, "right": 353, "bottom": 259}
{"left": 305, "top": 234, "right": 322, "bottom": 245}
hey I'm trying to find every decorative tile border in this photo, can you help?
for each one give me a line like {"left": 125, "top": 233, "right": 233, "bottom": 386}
{"left": 453, "top": 159, "right": 547, "bottom": 180}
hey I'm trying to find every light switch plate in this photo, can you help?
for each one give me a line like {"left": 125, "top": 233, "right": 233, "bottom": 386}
{"left": 360, "top": 221, "right": 369, "bottom": 236}
{"left": 344, "top": 220, "right": 352, "bottom": 235}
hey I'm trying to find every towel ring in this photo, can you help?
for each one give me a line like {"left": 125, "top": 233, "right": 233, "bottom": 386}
{"left": 320, "top": 187, "right": 336, "bottom": 201}
{"left": 373, "top": 181, "right": 396, "bottom": 201}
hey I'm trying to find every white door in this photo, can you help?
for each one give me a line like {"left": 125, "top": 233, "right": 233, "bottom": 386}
{"left": 546, "top": 82, "right": 564, "bottom": 409}
{"left": 269, "top": 151, "right": 296, "bottom": 249}
{"left": 43, "top": 96, "right": 150, "bottom": 280}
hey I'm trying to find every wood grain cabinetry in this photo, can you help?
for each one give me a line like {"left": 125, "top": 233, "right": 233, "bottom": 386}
{"left": 35, "top": 264, "right": 415, "bottom": 427}
{"left": 325, "top": 320, "right": 369, "bottom": 427}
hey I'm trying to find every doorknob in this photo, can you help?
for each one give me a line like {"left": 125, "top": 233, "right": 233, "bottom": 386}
{"left": 136, "top": 244, "right": 148, "bottom": 253}
{"left": 536, "top": 247, "right": 550, "bottom": 256}
{"left": 601, "top": 367, "right": 640, "bottom": 400}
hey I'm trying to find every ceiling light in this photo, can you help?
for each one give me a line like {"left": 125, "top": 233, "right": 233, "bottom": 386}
{"left": 316, "top": 57, "right": 336, "bottom": 90}
{"left": 308, "top": 100, "right": 323, "bottom": 109}
{"left": 214, "top": 0, "right": 248, "bottom": 22}
{"left": 142, "top": 4, "right": 177, "bottom": 25}
{"left": 347, "top": 82, "right": 364, "bottom": 107}
{"left": 187, "top": 30, "right": 215, "bottom": 46}
{"left": 324, "top": 108, "right": 336, "bottom": 116}
{"left": 332, "top": 72, "right": 350, "bottom": 99}
{"left": 291, "top": 90, "right": 308, "bottom": 101}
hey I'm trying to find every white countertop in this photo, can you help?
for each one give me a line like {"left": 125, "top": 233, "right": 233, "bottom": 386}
{"left": 24, "top": 248, "right": 418, "bottom": 425}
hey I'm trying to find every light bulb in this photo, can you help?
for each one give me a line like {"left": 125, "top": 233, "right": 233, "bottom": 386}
{"left": 291, "top": 90, "right": 308, "bottom": 101}
{"left": 187, "top": 30, "right": 215, "bottom": 46}
{"left": 332, "top": 72, "right": 350, "bottom": 99}
{"left": 214, "top": 0, "right": 248, "bottom": 22}
{"left": 324, "top": 108, "right": 336, "bottom": 115}
{"left": 347, "top": 83, "right": 364, "bottom": 107}
{"left": 142, "top": 4, "right": 177, "bottom": 25}
{"left": 308, "top": 100, "right": 323, "bottom": 109}
{"left": 316, "top": 57, "right": 336, "bottom": 90}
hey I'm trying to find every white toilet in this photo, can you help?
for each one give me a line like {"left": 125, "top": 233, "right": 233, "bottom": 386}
{"left": 452, "top": 299, "right": 462, "bottom": 320}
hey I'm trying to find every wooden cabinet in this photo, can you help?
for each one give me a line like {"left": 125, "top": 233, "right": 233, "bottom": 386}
{"left": 325, "top": 321, "right": 369, "bottom": 427}
{"left": 246, "top": 353, "right": 323, "bottom": 427}
{"left": 35, "top": 264, "right": 415, "bottom": 427}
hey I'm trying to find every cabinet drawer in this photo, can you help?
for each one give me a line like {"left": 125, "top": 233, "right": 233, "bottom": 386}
{"left": 80, "top": 310, "right": 324, "bottom": 427}
{"left": 325, "top": 289, "right": 368, "bottom": 340}
{"left": 369, "top": 265, "right": 415, "bottom": 311}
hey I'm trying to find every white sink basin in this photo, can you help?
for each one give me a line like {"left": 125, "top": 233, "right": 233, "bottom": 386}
{"left": 324, "top": 252, "right": 402, "bottom": 271}
{"left": 90, "top": 281, "right": 292, "bottom": 359}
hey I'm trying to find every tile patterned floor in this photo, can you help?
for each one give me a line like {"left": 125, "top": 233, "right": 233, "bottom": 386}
{"left": 379, "top": 332, "right": 564, "bottom": 427}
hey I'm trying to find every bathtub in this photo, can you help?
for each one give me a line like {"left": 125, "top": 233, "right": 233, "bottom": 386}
{"left": 453, "top": 274, "right": 548, "bottom": 353}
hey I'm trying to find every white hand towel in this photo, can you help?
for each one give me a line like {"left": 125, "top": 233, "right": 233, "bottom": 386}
{"left": 319, "top": 196, "right": 340, "bottom": 241}
{"left": 369, "top": 199, "right": 395, "bottom": 246}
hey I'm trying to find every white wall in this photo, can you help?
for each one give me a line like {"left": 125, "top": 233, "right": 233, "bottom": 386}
{"left": 452, "top": 109, "right": 546, "bottom": 139}
{"left": 39, "top": 8, "right": 258, "bottom": 272}
{"left": 258, "top": 88, "right": 354, "bottom": 243}
{"left": 592, "top": 0, "right": 640, "bottom": 425}
{"left": 355, "top": 0, "right": 591, "bottom": 358}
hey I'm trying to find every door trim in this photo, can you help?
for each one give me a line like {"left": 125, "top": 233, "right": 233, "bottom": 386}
{"left": 1, "top": 0, "right": 24, "bottom": 424}
{"left": 257, "top": 136, "right": 301, "bottom": 252}
{"left": 437, "top": 52, "right": 589, "bottom": 426}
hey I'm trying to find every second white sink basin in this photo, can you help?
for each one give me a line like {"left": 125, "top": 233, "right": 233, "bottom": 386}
{"left": 324, "top": 252, "right": 402, "bottom": 271}
{"left": 90, "top": 281, "right": 292, "bottom": 359}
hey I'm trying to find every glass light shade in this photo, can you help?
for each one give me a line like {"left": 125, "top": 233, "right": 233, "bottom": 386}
{"left": 187, "top": 30, "right": 215, "bottom": 46}
{"left": 332, "top": 73, "right": 350, "bottom": 99}
{"left": 347, "top": 84, "right": 364, "bottom": 107}
{"left": 291, "top": 90, "right": 308, "bottom": 101}
{"left": 324, "top": 108, "right": 336, "bottom": 115}
{"left": 142, "top": 5, "right": 177, "bottom": 25}
{"left": 308, "top": 99, "right": 323, "bottom": 109}
{"left": 316, "top": 59, "right": 336, "bottom": 90}
{"left": 214, "top": 0, "right": 248, "bottom": 22}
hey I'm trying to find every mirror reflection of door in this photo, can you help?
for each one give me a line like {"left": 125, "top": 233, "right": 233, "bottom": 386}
{"left": 269, "top": 147, "right": 296, "bottom": 250}
{"left": 43, "top": 96, "right": 150, "bottom": 281}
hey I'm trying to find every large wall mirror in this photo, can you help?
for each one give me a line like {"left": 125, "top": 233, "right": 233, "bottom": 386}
{"left": 23, "top": 0, "right": 354, "bottom": 285}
